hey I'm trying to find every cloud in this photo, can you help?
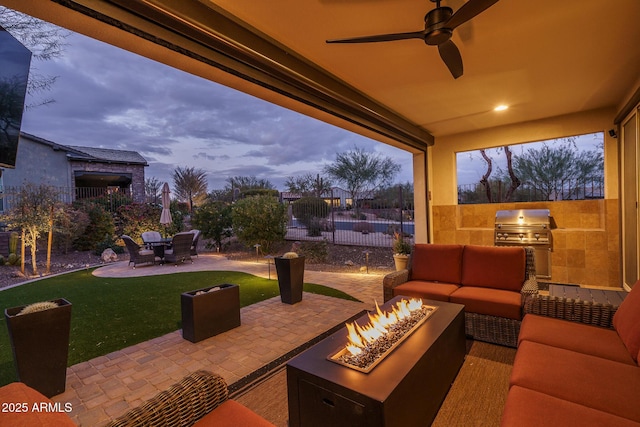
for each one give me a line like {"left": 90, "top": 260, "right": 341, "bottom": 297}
{"left": 19, "top": 26, "right": 414, "bottom": 191}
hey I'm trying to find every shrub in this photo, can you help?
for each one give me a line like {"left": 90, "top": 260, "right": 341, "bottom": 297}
{"left": 307, "top": 217, "right": 323, "bottom": 237}
{"left": 353, "top": 221, "right": 374, "bottom": 233}
{"left": 232, "top": 195, "right": 287, "bottom": 254}
{"left": 9, "top": 232, "right": 18, "bottom": 254}
{"left": 299, "top": 240, "right": 329, "bottom": 263}
{"left": 72, "top": 193, "right": 132, "bottom": 215}
{"left": 7, "top": 253, "right": 20, "bottom": 266}
{"left": 54, "top": 205, "right": 90, "bottom": 254}
{"left": 74, "top": 204, "right": 115, "bottom": 251}
{"left": 292, "top": 197, "right": 330, "bottom": 236}
{"left": 392, "top": 232, "right": 412, "bottom": 255}
{"left": 117, "top": 203, "right": 162, "bottom": 241}
{"left": 191, "top": 201, "right": 233, "bottom": 251}
{"left": 94, "top": 233, "right": 125, "bottom": 256}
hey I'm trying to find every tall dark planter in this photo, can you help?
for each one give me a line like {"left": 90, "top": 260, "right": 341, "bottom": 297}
{"left": 181, "top": 284, "right": 241, "bottom": 343}
{"left": 274, "top": 256, "right": 305, "bottom": 304}
{"left": 4, "top": 298, "right": 72, "bottom": 398}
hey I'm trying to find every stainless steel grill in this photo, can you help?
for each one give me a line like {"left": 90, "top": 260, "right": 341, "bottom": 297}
{"left": 495, "top": 209, "right": 553, "bottom": 278}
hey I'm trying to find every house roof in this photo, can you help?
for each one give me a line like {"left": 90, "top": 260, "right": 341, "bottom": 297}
{"left": 20, "top": 132, "right": 148, "bottom": 166}
{"left": 66, "top": 146, "right": 148, "bottom": 166}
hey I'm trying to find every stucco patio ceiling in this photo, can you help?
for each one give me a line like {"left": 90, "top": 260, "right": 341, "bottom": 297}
{"left": 4, "top": 0, "right": 640, "bottom": 153}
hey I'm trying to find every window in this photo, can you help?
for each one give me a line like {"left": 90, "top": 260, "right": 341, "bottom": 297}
{"left": 456, "top": 132, "right": 604, "bottom": 204}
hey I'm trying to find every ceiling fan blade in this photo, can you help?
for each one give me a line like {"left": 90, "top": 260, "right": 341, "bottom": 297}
{"left": 446, "top": 0, "right": 499, "bottom": 29}
{"left": 326, "top": 31, "right": 424, "bottom": 44}
{"left": 438, "top": 40, "right": 463, "bottom": 79}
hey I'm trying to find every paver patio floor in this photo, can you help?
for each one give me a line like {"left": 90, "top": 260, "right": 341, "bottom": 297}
{"left": 52, "top": 254, "right": 384, "bottom": 426}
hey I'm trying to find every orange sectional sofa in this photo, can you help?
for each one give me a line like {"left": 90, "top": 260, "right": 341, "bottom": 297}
{"left": 383, "top": 244, "right": 537, "bottom": 347}
{"left": 0, "top": 370, "right": 274, "bottom": 427}
{"left": 502, "top": 281, "right": 640, "bottom": 426}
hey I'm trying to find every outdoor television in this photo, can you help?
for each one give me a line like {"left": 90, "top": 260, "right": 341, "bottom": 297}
{"left": 0, "top": 25, "right": 31, "bottom": 168}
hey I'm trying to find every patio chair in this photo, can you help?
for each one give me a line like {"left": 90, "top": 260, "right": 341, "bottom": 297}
{"left": 163, "top": 232, "right": 194, "bottom": 266}
{"left": 141, "top": 231, "right": 163, "bottom": 249}
{"left": 104, "top": 370, "right": 274, "bottom": 427}
{"left": 189, "top": 229, "right": 201, "bottom": 257}
{"left": 122, "top": 235, "right": 156, "bottom": 268}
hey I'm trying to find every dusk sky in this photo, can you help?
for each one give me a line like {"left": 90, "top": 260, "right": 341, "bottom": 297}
{"left": 17, "top": 19, "right": 414, "bottom": 192}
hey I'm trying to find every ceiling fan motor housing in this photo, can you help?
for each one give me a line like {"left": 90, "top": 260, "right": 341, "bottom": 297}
{"left": 424, "top": 7, "right": 453, "bottom": 45}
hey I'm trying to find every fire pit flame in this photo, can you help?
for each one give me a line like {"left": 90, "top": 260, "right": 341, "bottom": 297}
{"left": 344, "top": 299, "right": 424, "bottom": 356}
{"left": 328, "top": 298, "right": 437, "bottom": 373}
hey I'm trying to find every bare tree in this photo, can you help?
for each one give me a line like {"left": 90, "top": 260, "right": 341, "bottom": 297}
{"left": 145, "top": 177, "right": 162, "bottom": 204}
{"left": 479, "top": 149, "right": 494, "bottom": 202}
{"left": 0, "top": 6, "right": 70, "bottom": 108}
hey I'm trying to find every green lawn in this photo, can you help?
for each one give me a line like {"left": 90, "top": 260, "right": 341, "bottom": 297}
{"left": 0, "top": 268, "right": 359, "bottom": 386}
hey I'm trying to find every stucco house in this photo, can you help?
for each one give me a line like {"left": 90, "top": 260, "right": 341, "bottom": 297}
{"left": 0, "top": 132, "right": 148, "bottom": 212}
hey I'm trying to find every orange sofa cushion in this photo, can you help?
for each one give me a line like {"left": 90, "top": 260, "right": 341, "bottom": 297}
{"left": 613, "top": 281, "right": 640, "bottom": 362}
{"left": 501, "top": 385, "right": 640, "bottom": 427}
{"left": 393, "top": 280, "right": 459, "bottom": 302}
{"left": 194, "top": 400, "right": 275, "bottom": 427}
{"left": 411, "top": 244, "right": 464, "bottom": 284}
{"left": 519, "top": 314, "right": 636, "bottom": 365}
{"left": 449, "top": 286, "right": 522, "bottom": 320}
{"left": 461, "top": 245, "right": 525, "bottom": 292}
{"left": 0, "top": 383, "right": 76, "bottom": 427}
{"left": 510, "top": 341, "right": 640, "bottom": 422}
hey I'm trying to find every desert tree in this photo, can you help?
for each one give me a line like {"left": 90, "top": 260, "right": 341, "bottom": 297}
{"left": 3, "top": 183, "right": 59, "bottom": 274}
{"left": 172, "top": 166, "right": 208, "bottom": 212}
{"left": 324, "top": 146, "right": 400, "bottom": 215}
{"left": 285, "top": 173, "right": 332, "bottom": 197}
{"left": 511, "top": 142, "right": 604, "bottom": 200}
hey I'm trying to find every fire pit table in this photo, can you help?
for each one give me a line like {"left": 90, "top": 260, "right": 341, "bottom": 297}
{"left": 286, "top": 297, "right": 465, "bottom": 427}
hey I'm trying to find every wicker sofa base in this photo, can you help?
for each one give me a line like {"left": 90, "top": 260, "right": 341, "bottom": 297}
{"left": 523, "top": 294, "right": 618, "bottom": 329}
{"left": 464, "top": 312, "right": 521, "bottom": 348}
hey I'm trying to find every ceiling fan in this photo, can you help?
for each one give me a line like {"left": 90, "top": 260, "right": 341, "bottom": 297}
{"left": 326, "top": 0, "right": 499, "bottom": 79}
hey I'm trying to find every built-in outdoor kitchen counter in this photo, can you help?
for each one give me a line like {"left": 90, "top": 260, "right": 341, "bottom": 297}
{"left": 286, "top": 297, "right": 465, "bottom": 427}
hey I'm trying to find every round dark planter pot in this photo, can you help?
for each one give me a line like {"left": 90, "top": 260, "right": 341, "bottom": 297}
{"left": 274, "top": 256, "right": 305, "bottom": 304}
{"left": 4, "top": 298, "right": 72, "bottom": 398}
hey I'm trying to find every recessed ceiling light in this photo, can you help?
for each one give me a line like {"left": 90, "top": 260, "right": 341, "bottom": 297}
{"left": 494, "top": 105, "right": 509, "bottom": 111}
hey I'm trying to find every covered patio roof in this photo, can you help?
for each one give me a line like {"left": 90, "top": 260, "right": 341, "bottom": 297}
{"left": 4, "top": 0, "right": 639, "bottom": 154}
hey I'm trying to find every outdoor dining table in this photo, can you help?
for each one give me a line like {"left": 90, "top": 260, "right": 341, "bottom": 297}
{"left": 145, "top": 238, "right": 173, "bottom": 259}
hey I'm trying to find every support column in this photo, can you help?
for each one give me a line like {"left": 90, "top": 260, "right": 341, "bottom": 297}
{"left": 412, "top": 151, "right": 430, "bottom": 243}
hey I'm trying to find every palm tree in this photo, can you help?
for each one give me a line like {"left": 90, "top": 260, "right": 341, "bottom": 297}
{"left": 172, "top": 166, "right": 208, "bottom": 212}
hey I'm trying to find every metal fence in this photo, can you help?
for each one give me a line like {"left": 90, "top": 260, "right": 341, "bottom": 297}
{"left": 457, "top": 179, "right": 605, "bottom": 204}
{"left": 284, "top": 187, "right": 414, "bottom": 248}
{"left": 0, "top": 185, "right": 132, "bottom": 213}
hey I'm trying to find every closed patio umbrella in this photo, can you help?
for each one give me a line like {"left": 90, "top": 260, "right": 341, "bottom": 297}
{"left": 160, "top": 182, "right": 172, "bottom": 235}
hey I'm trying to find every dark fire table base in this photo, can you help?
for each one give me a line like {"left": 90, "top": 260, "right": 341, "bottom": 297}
{"left": 286, "top": 297, "right": 466, "bottom": 427}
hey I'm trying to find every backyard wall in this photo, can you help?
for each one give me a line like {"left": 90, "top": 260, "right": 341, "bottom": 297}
{"left": 432, "top": 200, "right": 620, "bottom": 288}
{"left": 428, "top": 107, "right": 622, "bottom": 288}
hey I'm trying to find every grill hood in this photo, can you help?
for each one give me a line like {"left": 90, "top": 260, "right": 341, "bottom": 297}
{"left": 495, "top": 209, "right": 552, "bottom": 230}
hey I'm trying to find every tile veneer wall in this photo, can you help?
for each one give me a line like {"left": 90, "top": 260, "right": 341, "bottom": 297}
{"left": 431, "top": 199, "right": 620, "bottom": 288}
